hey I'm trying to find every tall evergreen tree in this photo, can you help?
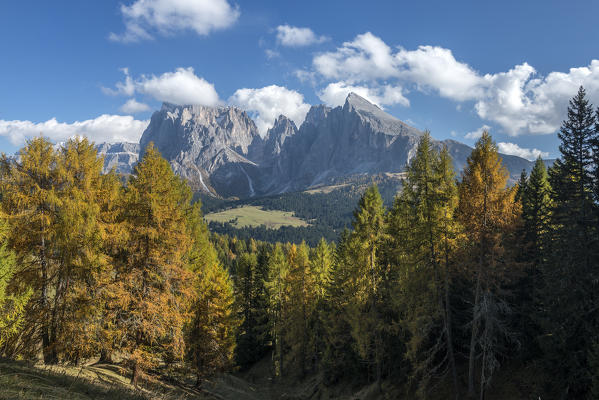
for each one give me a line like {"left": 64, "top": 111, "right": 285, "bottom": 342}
{"left": 540, "top": 86, "right": 599, "bottom": 398}
{"left": 321, "top": 230, "right": 362, "bottom": 383}
{"left": 186, "top": 202, "right": 238, "bottom": 384}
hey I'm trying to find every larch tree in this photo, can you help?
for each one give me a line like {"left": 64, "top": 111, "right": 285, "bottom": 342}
{"left": 0, "top": 137, "right": 62, "bottom": 363}
{"left": 266, "top": 242, "right": 289, "bottom": 378}
{"left": 110, "top": 143, "right": 195, "bottom": 386}
{"left": 457, "top": 132, "right": 520, "bottom": 399}
{"left": 52, "top": 138, "right": 112, "bottom": 363}
{"left": 348, "top": 185, "right": 388, "bottom": 389}
{"left": 389, "top": 134, "right": 460, "bottom": 398}
{"left": 0, "top": 215, "right": 31, "bottom": 355}
{"left": 282, "top": 242, "right": 316, "bottom": 378}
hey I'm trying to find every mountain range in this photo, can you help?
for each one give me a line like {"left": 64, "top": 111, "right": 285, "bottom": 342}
{"left": 99, "top": 93, "right": 543, "bottom": 198}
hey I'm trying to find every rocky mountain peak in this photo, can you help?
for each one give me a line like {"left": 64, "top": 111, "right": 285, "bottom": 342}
{"left": 265, "top": 115, "right": 297, "bottom": 156}
{"left": 303, "top": 104, "right": 331, "bottom": 127}
{"left": 342, "top": 92, "right": 422, "bottom": 137}
{"left": 96, "top": 142, "right": 139, "bottom": 175}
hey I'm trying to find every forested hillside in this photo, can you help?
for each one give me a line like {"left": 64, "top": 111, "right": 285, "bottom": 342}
{"left": 0, "top": 87, "right": 598, "bottom": 399}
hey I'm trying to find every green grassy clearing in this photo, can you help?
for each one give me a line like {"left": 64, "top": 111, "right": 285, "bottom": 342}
{"left": 204, "top": 205, "right": 308, "bottom": 229}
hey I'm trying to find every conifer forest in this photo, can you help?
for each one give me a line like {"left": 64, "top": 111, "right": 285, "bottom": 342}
{"left": 2, "top": 88, "right": 599, "bottom": 399}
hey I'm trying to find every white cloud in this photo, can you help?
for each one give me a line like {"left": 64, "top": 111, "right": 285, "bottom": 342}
{"left": 120, "top": 98, "right": 151, "bottom": 113}
{"left": 275, "top": 25, "right": 327, "bottom": 47}
{"left": 313, "top": 32, "right": 397, "bottom": 82}
{"left": 395, "top": 45, "right": 484, "bottom": 101}
{"left": 498, "top": 142, "right": 549, "bottom": 161}
{"left": 110, "top": 0, "right": 239, "bottom": 43}
{"left": 0, "top": 115, "right": 149, "bottom": 146}
{"left": 309, "top": 32, "right": 599, "bottom": 136}
{"left": 464, "top": 125, "right": 491, "bottom": 140}
{"left": 318, "top": 81, "right": 409, "bottom": 108}
{"left": 229, "top": 85, "right": 310, "bottom": 136}
{"left": 476, "top": 61, "right": 599, "bottom": 136}
{"left": 104, "top": 67, "right": 220, "bottom": 106}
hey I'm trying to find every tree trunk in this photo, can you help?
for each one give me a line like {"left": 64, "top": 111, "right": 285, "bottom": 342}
{"left": 468, "top": 262, "right": 483, "bottom": 398}
{"left": 131, "top": 361, "right": 140, "bottom": 388}
{"left": 99, "top": 349, "right": 112, "bottom": 364}
{"left": 442, "top": 222, "right": 459, "bottom": 399}
{"left": 40, "top": 234, "right": 57, "bottom": 365}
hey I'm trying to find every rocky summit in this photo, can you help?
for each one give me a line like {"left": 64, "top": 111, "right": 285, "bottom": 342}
{"left": 120, "top": 93, "right": 541, "bottom": 199}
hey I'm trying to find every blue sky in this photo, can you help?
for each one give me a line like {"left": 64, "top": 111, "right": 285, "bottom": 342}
{"left": 2, "top": 0, "right": 599, "bottom": 159}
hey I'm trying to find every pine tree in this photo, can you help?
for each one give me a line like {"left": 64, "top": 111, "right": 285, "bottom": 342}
{"left": 110, "top": 143, "right": 194, "bottom": 386}
{"left": 457, "top": 132, "right": 520, "bottom": 399}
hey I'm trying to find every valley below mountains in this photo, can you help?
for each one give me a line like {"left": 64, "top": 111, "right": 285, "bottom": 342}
{"left": 99, "top": 93, "right": 542, "bottom": 199}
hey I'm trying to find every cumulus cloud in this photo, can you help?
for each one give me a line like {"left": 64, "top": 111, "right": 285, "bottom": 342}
{"left": 110, "top": 0, "right": 239, "bottom": 43}
{"left": 229, "top": 85, "right": 310, "bottom": 135}
{"left": 318, "top": 82, "right": 409, "bottom": 108}
{"left": 475, "top": 61, "right": 599, "bottom": 135}
{"left": 104, "top": 67, "right": 220, "bottom": 106}
{"left": 313, "top": 32, "right": 398, "bottom": 82}
{"left": 309, "top": 32, "right": 599, "bottom": 136}
{"left": 464, "top": 125, "right": 491, "bottom": 140}
{"left": 120, "top": 98, "right": 151, "bottom": 113}
{"left": 498, "top": 142, "right": 549, "bottom": 161}
{"left": 0, "top": 115, "right": 149, "bottom": 146}
{"left": 275, "top": 25, "right": 328, "bottom": 47}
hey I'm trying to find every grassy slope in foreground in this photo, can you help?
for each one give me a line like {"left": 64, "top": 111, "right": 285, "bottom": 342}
{"left": 204, "top": 205, "right": 309, "bottom": 229}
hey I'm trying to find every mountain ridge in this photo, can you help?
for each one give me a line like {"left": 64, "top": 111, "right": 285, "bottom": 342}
{"left": 105, "top": 93, "right": 547, "bottom": 198}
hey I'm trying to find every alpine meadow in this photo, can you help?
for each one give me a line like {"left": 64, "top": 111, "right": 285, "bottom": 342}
{"left": 2, "top": 1, "right": 599, "bottom": 399}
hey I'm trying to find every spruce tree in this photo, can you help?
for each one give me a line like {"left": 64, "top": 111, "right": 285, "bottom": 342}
{"left": 540, "top": 87, "right": 599, "bottom": 397}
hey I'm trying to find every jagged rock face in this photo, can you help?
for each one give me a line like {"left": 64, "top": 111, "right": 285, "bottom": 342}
{"left": 96, "top": 142, "right": 139, "bottom": 175}
{"left": 137, "top": 94, "right": 541, "bottom": 198}
{"left": 274, "top": 93, "right": 425, "bottom": 191}
{"left": 139, "top": 103, "right": 264, "bottom": 197}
